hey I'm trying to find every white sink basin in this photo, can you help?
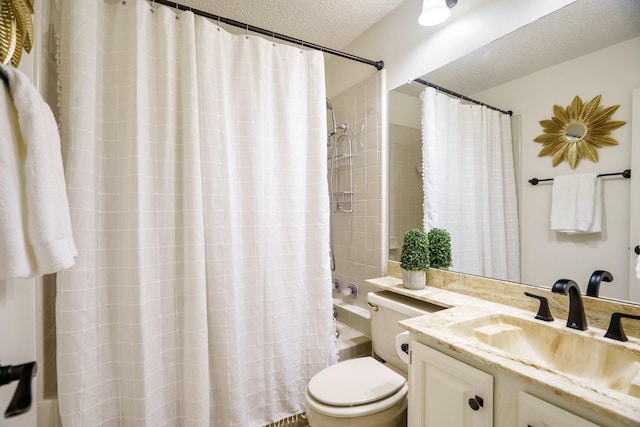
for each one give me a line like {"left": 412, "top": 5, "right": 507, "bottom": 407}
{"left": 447, "top": 314, "right": 640, "bottom": 398}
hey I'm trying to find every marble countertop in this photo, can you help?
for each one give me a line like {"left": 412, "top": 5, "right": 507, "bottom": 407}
{"left": 367, "top": 275, "right": 640, "bottom": 426}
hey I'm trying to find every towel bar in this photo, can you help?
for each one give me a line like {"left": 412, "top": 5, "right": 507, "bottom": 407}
{"left": 529, "top": 169, "right": 631, "bottom": 185}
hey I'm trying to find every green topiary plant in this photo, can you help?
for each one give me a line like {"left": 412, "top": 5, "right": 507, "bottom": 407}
{"left": 400, "top": 229, "right": 430, "bottom": 271}
{"left": 427, "top": 228, "right": 452, "bottom": 269}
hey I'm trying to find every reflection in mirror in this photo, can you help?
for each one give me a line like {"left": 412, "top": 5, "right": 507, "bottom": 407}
{"left": 388, "top": 91, "right": 423, "bottom": 262}
{"left": 421, "top": 87, "right": 519, "bottom": 282}
{"left": 565, "top": 123, "right": 587, "bottom": 141}
{"left": 534, "top": 94, "right": 626, "bottom": 168}
{"left": 388, "top": 0, "right": 640, "bottom": 303}
{"left": 388, "top": 86, "right": 519, "bottom": 283}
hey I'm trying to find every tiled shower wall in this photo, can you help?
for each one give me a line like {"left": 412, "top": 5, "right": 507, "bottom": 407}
{"left": 388, "top": 124, "right": 423, "bottom": 262}
{"left": 328, "top": 72, "right": 386, "bottom": 329}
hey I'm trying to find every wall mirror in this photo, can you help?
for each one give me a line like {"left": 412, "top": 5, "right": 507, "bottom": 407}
{"left": 388, "top": 0, "right": 640, "bottom": 303}
{"left": 565, "top": 123, "right": 587, "bottom": 141}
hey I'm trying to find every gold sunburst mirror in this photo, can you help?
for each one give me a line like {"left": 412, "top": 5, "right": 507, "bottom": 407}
{"left": 0, "top": 0, "right": 34, "bottom": 67}
{"left": 533, "top": 95, "right": 626, "bottom": 168}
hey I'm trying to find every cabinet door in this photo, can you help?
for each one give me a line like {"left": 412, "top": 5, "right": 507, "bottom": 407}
{"left": 519, "top": 392, "right": 599, "bottom": 427}
{"left": 409, "top": 340, "right": 493, "bottom": 427}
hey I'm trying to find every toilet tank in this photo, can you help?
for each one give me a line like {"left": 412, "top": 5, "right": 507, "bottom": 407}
{"left": 367, "top": 291, "right": 444, "bottom": 372}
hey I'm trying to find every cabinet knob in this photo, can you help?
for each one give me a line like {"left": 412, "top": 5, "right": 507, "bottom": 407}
{"left": 468, "top": 395, "right": 484, "bottom": 411}
{"left": 635, "top": 245, "right": 640, "bottom": 255}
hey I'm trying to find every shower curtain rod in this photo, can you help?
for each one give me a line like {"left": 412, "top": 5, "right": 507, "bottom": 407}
{"left": 414, "top": 78, "right": 512, "bottom": 116}
{"left": 152, "top": 0, "right": 385, "bottom": 70}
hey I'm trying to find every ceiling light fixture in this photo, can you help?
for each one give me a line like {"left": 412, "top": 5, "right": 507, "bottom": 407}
{"left": 418, "top": 0, "right": 458, "bottom": 26}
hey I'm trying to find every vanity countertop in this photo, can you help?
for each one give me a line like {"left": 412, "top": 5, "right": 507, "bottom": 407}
{"left": 366, "top": 275, "right": 640, "bottom": 426}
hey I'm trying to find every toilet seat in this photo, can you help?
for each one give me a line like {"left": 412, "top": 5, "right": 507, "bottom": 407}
{"left": 306, "top": 357, "right": 408, "bottom": 418}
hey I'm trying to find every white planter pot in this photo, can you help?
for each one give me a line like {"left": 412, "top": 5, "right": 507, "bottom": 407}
{"left": 402, "top": 269, "right": 426, "bottom": 290}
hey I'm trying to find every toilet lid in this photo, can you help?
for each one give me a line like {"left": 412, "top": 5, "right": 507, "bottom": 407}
{"left": 307, "top": 357, "right": 406, "bottom": 407}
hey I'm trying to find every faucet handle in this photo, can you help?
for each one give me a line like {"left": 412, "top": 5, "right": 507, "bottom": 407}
{"left": 524, "top": 292, "right": 554, "bottom": 322}
{"left": 604, "top": 312, "right": 640, "bottom": 342}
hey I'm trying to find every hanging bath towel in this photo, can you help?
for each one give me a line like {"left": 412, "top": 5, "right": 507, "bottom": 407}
{"left": 0, "top": 64, "right": 77, "bottom": 279}
{"left": 549, "top": 173, "right": 601, "bottom": 234}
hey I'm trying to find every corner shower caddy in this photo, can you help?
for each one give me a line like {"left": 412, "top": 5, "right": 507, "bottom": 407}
{"left": 328, "top": 128, "right": 354, "bottom": 213}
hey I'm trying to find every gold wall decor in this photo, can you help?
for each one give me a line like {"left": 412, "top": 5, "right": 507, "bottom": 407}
{"left": 533, "top": 95, "right": 626, "bottom": 168}
{"left": 0, "top": 0, "right": 34, "bottom": 67}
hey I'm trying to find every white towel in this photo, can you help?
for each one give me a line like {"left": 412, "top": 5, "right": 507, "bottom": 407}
{"left": 550, "top": 173, "right": 601, "bottom": 234}
{"left": 0, "top": 64, "right": 77, "bottom": 279}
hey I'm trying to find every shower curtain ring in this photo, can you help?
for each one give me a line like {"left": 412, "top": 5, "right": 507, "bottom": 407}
{"left": 175, "top": 2, "right": 180, "bottom": 19}
{"left": 272, "top": 32, "right": 275, "bottom": 47}
{"left": 246, "top": 24, "right": 249, "bottom": 39}
{"left": 217, "top": 16, "right": 221, "bottom": 31}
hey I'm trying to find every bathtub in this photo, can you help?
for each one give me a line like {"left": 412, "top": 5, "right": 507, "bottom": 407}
{"left": 335, "top": 320, "right": 372, "bottom": 361}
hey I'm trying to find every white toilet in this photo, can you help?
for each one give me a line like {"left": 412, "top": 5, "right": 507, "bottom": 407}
{"left": 305, "top": 291, "right": 443, "bottom": 427}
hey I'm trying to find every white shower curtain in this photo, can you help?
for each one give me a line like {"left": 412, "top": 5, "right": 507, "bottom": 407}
{"left": 422, "top": 87, "right": 520, "bottom": 282}
{"left": 56, "top": 1, "right": 336, "bottom": 426}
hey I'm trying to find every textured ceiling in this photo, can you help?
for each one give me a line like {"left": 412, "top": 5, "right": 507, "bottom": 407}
{"left": 397, "top": 0, "right": 640, "bottom": 96}
{"left": 177, "top": 0, "right": 410, "bottom": 50}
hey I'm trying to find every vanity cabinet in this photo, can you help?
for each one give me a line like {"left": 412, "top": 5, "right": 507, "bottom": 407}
{"left": 409, "top": 338, "right": 617, "bottom": 427}
{"left": 519, "top": 392, "right": 599, "bottom": 427}
{"left": 408, "top": 340, "right": 493, "bottom": 427}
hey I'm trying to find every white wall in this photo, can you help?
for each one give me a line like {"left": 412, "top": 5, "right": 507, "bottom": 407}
{"left": 475, "top": 37, "right": 640, "bottom": 299}
{"left": 389, "top": 91, "right": 421, "bottom": 129}
{"left": 0, "top": 279, "right": 37, "bottom": 427}
{"left": 630, "top": 89, "right": 640, "bottom": 302}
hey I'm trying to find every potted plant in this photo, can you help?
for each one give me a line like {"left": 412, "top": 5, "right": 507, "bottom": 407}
{"left": 400, "top": 229, "right": 430, "bottom": 289}
{"left": 427, "top": 228, "right": 452, "bottom": 269}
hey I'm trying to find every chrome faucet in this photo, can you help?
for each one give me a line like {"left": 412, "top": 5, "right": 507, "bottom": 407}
{"left": 551, "top": 279, "right": 587, "bottom": 331}
{"left": 586, "top": 270, "right": 613, "bottom": 297}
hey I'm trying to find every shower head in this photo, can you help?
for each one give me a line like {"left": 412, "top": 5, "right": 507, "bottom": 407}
{"left": 326, "top": 98, "right": 332, "bottom": 111}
